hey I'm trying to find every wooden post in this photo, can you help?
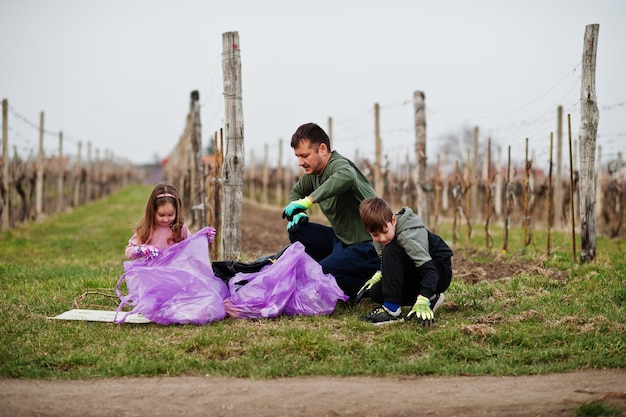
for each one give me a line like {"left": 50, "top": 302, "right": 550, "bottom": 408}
{"left": 35, "top": 112, "right": 45, "bottom": 219}
{"left": 94, "top": 148, "right": 101, "bottom": 199}
{"left": 465, "top": 149, "right": 471, "bottom": 244}
{"left": 2, "top": 99, "right": 9, "bottom": 230}
{"left": 210, "top": 129, "right": 224, "bottom": 261}
{"left": 578, "top": 24, "right": 600, "bottom": 263}
{"left": 555, "top": 105, "right": 563, "bottom": 227}
{"left": 484, "top": 138, "right": 492, "bottom": 249}
{"left": 568, "top": 114, "right": 577, "bottom": 262}
{"left": 547, "top": 133, "right": 554, "bottom": 258}
{"left": 86, "top": 142, "right": 92, "bottom": 203}
{"left": 452, "top": 160, "right": 460, "bottom": 248}
{"left": 413, "top": 91, "right": 429, "bottom": 226}
{"left": 433, "top": 154, "right": 440, "bottom": 234}
{"left": 502, "top": 146, "right": 511, "bottom": 255}
{"left": 596, "top": 145, "right": 603, "bottom": 219}
{"left": 374, "top": 102, "right": 383, "bottom": 197}
{"left": 522, "top": 138, "right": 531, "bottom": 254}
{"left": 190, "top": 90, "right": 206, "bottom": 228}
{"left": 57, "top": 131, "right": 64, "bottom": 212}
{"left": 471, "top": 126, "right": 479, "bottom": 222}
{"left": 221, "top": 31, "right": 244, "bottom": 260}
{"left": 495, "top": 146, "right": 503, "bottom": 217}
{"left": 73, "top": 141, "right": 82, "bottom": 207}
{"left": 441, "top": 149, "right": 449, "bottom": 211}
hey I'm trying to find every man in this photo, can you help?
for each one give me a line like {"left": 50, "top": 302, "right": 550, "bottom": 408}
{"left": 282, "top": 122, "right": 379, "bottom": 298}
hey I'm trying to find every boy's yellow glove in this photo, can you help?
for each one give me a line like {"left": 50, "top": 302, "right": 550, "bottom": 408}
{"left": 355, "top": 271, "right": 382, "bottom": 302}
{"left": 407, "top": 295, "right": 434, "bottom": 325}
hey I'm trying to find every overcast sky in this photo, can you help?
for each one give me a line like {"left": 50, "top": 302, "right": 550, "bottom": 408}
{"left": 2, "top": 0, "right": 624, "bottom": 174}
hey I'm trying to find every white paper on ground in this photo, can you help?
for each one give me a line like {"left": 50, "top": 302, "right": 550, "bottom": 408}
{"left": 49, "top": 309, "right": 151, "bottom": 324}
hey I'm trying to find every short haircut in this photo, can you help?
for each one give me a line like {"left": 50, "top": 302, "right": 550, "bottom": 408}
{"left": 359, "top": 197, "right": 393, "bottom": 234}
{"left": 290, "top": 122, "right": 331, "bottom": 150}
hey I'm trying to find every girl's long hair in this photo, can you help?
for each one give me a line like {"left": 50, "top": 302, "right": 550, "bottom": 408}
{"left": 133, "top": 183, "right": 186, "bottom": 245}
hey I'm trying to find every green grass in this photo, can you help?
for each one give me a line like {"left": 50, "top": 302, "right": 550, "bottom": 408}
{"left": 0, "top": 184, "right": 625, "bottom": 380}
{"left": 576, "top": 400, "right": 624, "bottom": 416}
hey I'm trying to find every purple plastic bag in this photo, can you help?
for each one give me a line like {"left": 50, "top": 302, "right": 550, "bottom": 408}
{"left": 115, "top": 227, "right": 228, "bottom": 325}
{"left": 283, "top": 245, "right": 349, "bottom": 316}
{"left": 224, "top": 242, "right": 348, "bottom": 319}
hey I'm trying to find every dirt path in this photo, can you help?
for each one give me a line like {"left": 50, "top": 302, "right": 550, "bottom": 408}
{"left": 2, "top": 370, "right": 625, "bottom": 417}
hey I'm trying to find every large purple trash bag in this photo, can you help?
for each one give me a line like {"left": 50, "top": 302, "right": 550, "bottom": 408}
{"left": 283, "top": 244, "right": 349, "bottom": 316}
{"left": 115, "top": 227, "right": 228, "bottom": 325}
{"left": 224, "top": 254, "right": 297, "bottom": 319}
{"left": 224, "top": 242, "right": 348, "bottom": 319}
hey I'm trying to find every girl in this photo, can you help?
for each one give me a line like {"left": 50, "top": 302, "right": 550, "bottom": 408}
{"left": 125, "top": 183, "right": 190, "bottom": 260}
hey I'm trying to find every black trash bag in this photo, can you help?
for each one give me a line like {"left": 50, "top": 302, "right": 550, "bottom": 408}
{"left": 211, "top": 244, "right": 290, "bottom": 283}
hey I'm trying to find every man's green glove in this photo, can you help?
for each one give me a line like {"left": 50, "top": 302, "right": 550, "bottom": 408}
{"left": 282, "top": 197, "right": 313, "bottom": 220}
{"left": 355, "top": 271, "right": 382, "bottom": 302}
{"left": 287, "top": 212, "right": 309, "bottom": 233}
{"left": 407, "top": 295, "right": 434, "bottom": 325}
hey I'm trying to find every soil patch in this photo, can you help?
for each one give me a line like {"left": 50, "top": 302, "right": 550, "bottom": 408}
{"left": 2, "top": 370, "right": 625, "bottom": 417}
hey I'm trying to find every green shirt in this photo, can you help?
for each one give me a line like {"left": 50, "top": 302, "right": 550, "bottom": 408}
{"left": 289, "top": 151, "right": 376, "bottom": 245}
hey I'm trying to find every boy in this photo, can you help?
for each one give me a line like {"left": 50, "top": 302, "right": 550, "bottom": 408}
{"left": 357, "top": 197, "right": 453, "bottom": 325}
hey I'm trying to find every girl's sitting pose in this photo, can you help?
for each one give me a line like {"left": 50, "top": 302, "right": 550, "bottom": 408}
{"left": 125, "top": 183, "right": 190, "bottom": 260}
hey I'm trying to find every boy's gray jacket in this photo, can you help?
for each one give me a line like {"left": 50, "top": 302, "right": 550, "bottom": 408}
{"left": 372, "top": 206, "right": 431, "bottom": 267}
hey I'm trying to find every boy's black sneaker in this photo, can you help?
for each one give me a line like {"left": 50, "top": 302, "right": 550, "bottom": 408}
{"left": 430, "top": 293, "right": 445, "bottom": 313}
{"left": 359, "top": 305, "right": 404, "bottom": 326}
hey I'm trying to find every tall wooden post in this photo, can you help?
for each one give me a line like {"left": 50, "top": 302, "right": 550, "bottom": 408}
{"left": 471, "top": 126, "right": 479, "bottom": 222}
{"left": 547, "top": 133, "right": 554, "bottom": 257}
{"left": 35, "top": 112, "right": 44, "bottom": 219}
{"left": 210, "top": 129, "right": 223, "bottom": 261}
{"left": 433, "top": 154, "right": 440, "bottom": 234}
{"left": 86, "top": 142, "right": 92, "bottom": 203}
{"left": 453, "top": 160, "right": 460, "bottom": 248}
{"left": 578, "top": 24, "right": 600, "bottom": 263}
{"left": 595, "top": 145, "right": 603, "bottom": 219}
{"left": 495, "top": 146, "right": 503, "bottom": 216}
{"left": 441, "top": 149, "right": 449, "bottom": 211}
{"left": 57, "top": 131, "right": 64, "bottom": 212}
{"left": 374, "top": 102, "right": 383, "bottom": 197}
{"left": 190, "top": 90, "right": 205, "bottom": 228}
{"left": 484, "top": 138, "right": 492, "bottom": 249}
{"left": 502, "top": 146, "right": 512, "bottom": 255}
{"left": 413, "top": 91, "right": 429, "bottom": 226}
{"left": 522, "top": 138, "right": 531, "bottom": 253}
{"left": 221, "top": 31, "right": 244, "bottom": 260}
{"left": 568, "top": 115, "right": 577, "bottom": 262}
{"left": 73, "top": 141, "right": 82, "bottom": 207}
{"left": 1, "top": 99, "right": 9, "bottom": 230}
{"left": 465, "top": 149, "right": 471, "bottom": 244}
{"left": 94, "top": 148, "right": 101, "bottom": 199}
{"left": 555, "top": 105, "right": 563, "bottom": 227}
